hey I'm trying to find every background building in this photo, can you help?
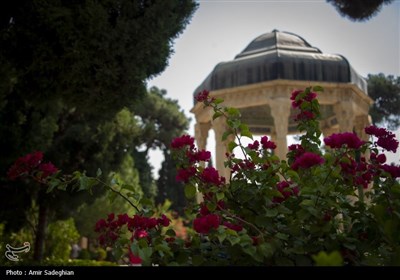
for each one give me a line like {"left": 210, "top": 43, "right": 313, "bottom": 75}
{"left": 191, "top": 30, "right": 373, "bottom": 178}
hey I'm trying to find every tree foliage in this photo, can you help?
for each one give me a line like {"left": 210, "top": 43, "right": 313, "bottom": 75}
{"left": 74, "top": 193, "right": 133, "bottom": 239}
{"left": 367, "top": 73, "right": 400, "bottom": 130}
{"left": 131, "top": 86, "right": 190, "bottom": 211}
{"left": 45, "top": 218, "right": 80, "bottom": 261}
{"left": 327, "top": 0, "right": 393, "bottom": 21}
{"left": 0, "top": 0, "right": 196, "bottom": 171}
{"left": 156, "top": 151, "right": 186, "bottom": 214}
{"left": 133, "top": 87, "right": 190, "bottom": 152}
{"left": 0, "top": 0, "right": 197, "bottom": 117}
{"left": 0, "top": 0, "right": 197, "bottom": 242}
{"left": 0, "top": 217, "right": 80, "bottom": 264}
{"left": 131, "top": 86, "right": 189, "bottom": 203}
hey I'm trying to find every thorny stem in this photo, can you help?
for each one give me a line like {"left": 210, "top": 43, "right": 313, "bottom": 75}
{"left": 357, "top": 185, "right": 365, "bottom": 204}
{"left": 315, "top": 191, "right": 322, "bottom": 208}
{"left": 219, "top": 206, "right": 265, "bottom": 237}
{"left": 228, "top": 190, "right": 258, "bottom": 216}
{"left": 315, "top": 149, "right": 350, "bottom": 207}
{"left": 212, "top": 104, "right": 249, "bottom": 162}
{"left": 233, "top": 128, "right": 250, "bottom": 161}
{"left": 95, "top": 178, "right": 141, "bottom": 213}
{"left": 315, "top": 166, "right": 335, "bottom": 208}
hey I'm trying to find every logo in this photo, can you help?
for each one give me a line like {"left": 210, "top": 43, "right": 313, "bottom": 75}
{"left": 5, "top": 242, "right": 30, "bottom": 262}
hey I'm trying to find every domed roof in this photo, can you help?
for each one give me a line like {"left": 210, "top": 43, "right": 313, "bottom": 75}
{"left": 194, "top": 30, "right": 367, "bottom": 101}
{"left": 236, "top": 29, "right": 320, "bottom": 58}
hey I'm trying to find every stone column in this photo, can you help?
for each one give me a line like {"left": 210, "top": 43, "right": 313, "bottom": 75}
{"left": 194, "top": 122, "right": 211, "bottom": 203}
{"left": 194, "top": 122, "right": 211, "bottom": 154}
{"left": 353, "top": 115, "right": 371, "bottom": 141}
{"left": 334, "top": 101, "right": 355, "bottom": 133}
{"left": 269, "top": 98, "right": 291, "bottom": 160}
{"left": 212, "top": 116, "right": 234, "bottom": 180}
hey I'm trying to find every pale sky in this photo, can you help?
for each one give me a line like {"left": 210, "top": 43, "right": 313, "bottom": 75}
{"left": 147, "top": 0, "right": 400, "bottom": 176}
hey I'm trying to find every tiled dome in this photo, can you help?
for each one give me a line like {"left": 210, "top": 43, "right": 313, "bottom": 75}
{"left": 194, "top": 29, "right": 367, "bottom": 102}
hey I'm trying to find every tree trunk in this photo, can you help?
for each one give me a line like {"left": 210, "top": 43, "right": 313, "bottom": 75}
{"left": 33, "top": 189, "right": 48, "bottom": 262}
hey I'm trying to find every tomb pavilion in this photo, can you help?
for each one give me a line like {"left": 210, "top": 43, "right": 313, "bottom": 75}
{"left": 191, "top": 30, "right": 373, "bottom": 179}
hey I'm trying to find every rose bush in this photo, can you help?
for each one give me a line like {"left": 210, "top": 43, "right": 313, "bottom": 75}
{"left": 9, "top": 86, "right": 400, "bottom": 266}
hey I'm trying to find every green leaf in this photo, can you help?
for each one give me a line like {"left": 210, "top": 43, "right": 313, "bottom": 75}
{"left": 184, "top": 184, "right": 197, "bottom": 199}
{"left": 226, "top": 235, "right": 240, "bottom": 246}
{"left": 228, "top": 141, "right": 238, "bottom": 152}
{"left": 296, "top": 209, "right": 311, "bottom": 220}
{"left": 138, "top": 247, "right": 153, "bottom": 265}
{"left": 136, "top": 238, "right": 148, "bottom": 248}
{"left": 383, "top": 220, "right": 398, "bottom": 242}
{"left": 290, "top": 246, "right": 306, "bottom": 255}
{"left": 166, "top": 229, "right": 176, "bottom": 237}
{"left": 227, "top": 118, "right": 241, "bottom": 129}
{"left": 312, "top": 251, "right": 343, "bottom": 266}
{"left": 213, "top": 98, "right": 224, "bottom": 104}
{"left": 239, "top": 124, "right": 253, "bottom": 139}
{"left": 343, "top": 242, "right": 357, "bottom": 251}
{"left": 242, "top": 245, "right": 257, "bottom": 256}
{"left": 241, "top": 129, "right": 253, "bottom": 139}
{"left": 207, "top": 202, "right": 217, "bottom": 212}
{"left": 122, "top": 184, "right": 136, "bottom": 192}
{"left": 46, "top": 178, "right": 61, "bottom": 193}
{"left": 276, "top": 205, "right": 292, "bottom": 214}
{"left": 225, "top": 229, "right": 238, "bottom": 236}
{"left": 130, "top": 242, "right": 139, "bottom": 255}
{"left": 108, "top": 191, "right": 118, "bottom": 203}
{"left": 300, "top": 199, "right": 314, "bottom": 207}
{"left": 269, "top": 155, "right": 280, "bottom": 162}
{"left": 226, "top": 107, "right": 240, "bottom": 117}
{"left": 286, "top": 170, "right": 300, "bottom": 182}
{"left": 222, "top": 130, "right": 233, "bottom": 141}
{"left": 372, "top": 205, "right": 385, "bottom": 222}
{"left": 176, "top": 252, "right": 189, "bottom": 264}
{"left": 391, "top": 184, "right": 400, "bottom": 194}
{"left": 113, "top": 246, "right": 125, "bottom": 261}
{"left": 255, "top": 216, "right": 270, "bottom": 227}
{"left": 192, "top": 255, "right": 204, "bottom": 265}
{"left": 155, "top": 243, "right": 172, "bottom": 257}
{"left": 216, "top": 192, "right": 225, "bottom": 201}
{"left": 140, "top": 197, "right": 153, "bottom": 207}
{"left": 78, "top": 175, "right": 98, "bottom": 192}
{"left": 312, "top": 85, "right": 324, "bottom": 92}
{"left": 275, "top": 232, "right": 289, "bottom": 240}
{"left": 212, "top": 112, "right": 223, "bottom": 120}
{"left": 217, "top": 232, "right": 227, "bottom": 243}
{"left": 265, "top": 208, "right": 278, "bottom": 217}
{"left": 258, "top": 243, "right": 274, "bottom": 257}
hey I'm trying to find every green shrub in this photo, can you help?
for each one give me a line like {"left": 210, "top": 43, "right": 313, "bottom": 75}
{"left": 78, "top": 249, "right": 91, "bottom": 260}
{"left": 45, "top": 218, "right": 80, "bottom": 261}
